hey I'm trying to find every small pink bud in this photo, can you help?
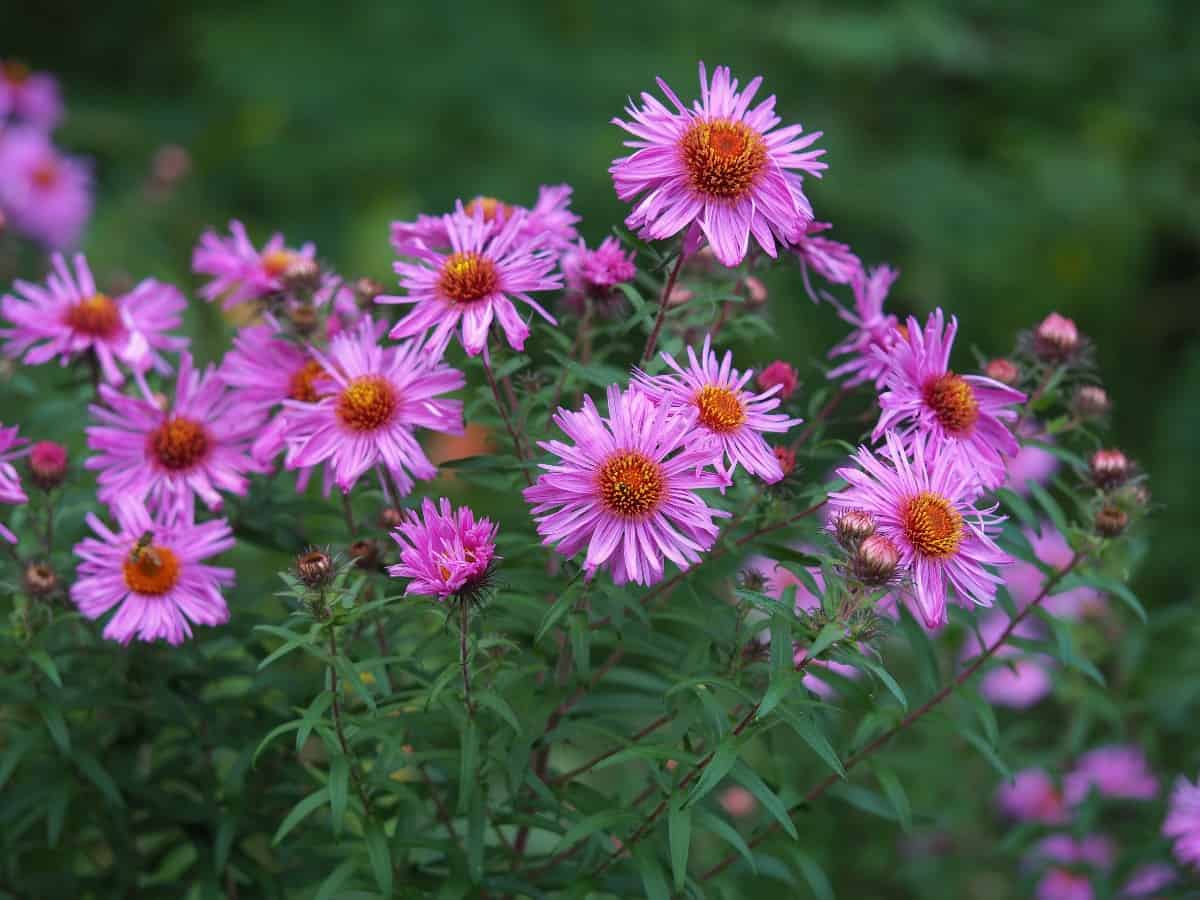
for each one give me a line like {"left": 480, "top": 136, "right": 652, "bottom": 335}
{"left": 742, "top": 275, "right": 768, "bottom": 306}
{"left": 851, "top": 534, "right": 900, "bottom": 586}
{"left": 834, "top": 509, "right": 876, "bottom": 550}
{"left": 1073, "top": 385, "right": 1110, "bottom": 418}
{"left": 151, "top": 144, "right": 191, "bottom": 186}
{"left": 1090, "top": 449, "right": 1129, "bottom": 489}
{"left": 984, "top": 358, "right": 1019, "bottom": 386}
{"left": 1034, "top": 313, "right": 1080, "bottom": 360}
{"left": 773, "top": 446, "right": 797, "bottom": 477}
{"left": 667, "top": 285, "right": 693, "bottom": 307}
{"left": 719, "top": 786, "right": 758, "bottom": 818}
{"left": 28, "top": 441, "right": 67, "bottom": 490}
{"left": 757, "top": 361, "right": 799, "bottom": 399}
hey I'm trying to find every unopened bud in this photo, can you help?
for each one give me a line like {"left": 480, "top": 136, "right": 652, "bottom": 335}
{"left": 1094, "top": 505, "right": 1128, "bottom": 538}
{"left": 282, "top": 258, "right": 322, "bottom": 294}
{"left": 757, "top": 361, "right": 799, "bottom": 399}
{"left": 349, "top": 539, "right": 380, "bottom": 571}
{"left": 355, "top": 277, "right": 386, "bottom": 305}
{"left": 850, "top": 534, "right": 900, "bottom": 586}
{"left": 1090, "top": 449, "right": 1130, "bottom": 489}
{"left": 667, "top": 285, "right": 693, "bottom": 307}
{"left": 834, "top": 509, "right": 876, "bottom": 550}
{"left": 985, "top": 358, "right": 1019, "bottom": 386}
{"left": 378, "top": 507, "right": 403, "bottom": 529}
{"left": 150, "top": 144, "right": 191, "bottom": 187}
{"left": 24, "top": 562, "right": 58, "bottom": 597}
{"left": 1034, "top": 313, "right": 1080, "bottom": 361}
{"left": 287, "top": 304, "right": 320, "bottom": 336}
{"left": 1073, "top": 385, "right": 1110, "bottom": 418}
{"left": 742, "top": 275, "right": 768, "bottom": 306}
{"left": 773, "top": 446, "right": 797, "bottom": 478}
{"left": 28, "top": 441, "right": 68, "bottom": 490}
{"left": 296, "top": 548, "right": 333, "bottom": 587}
{"left": 739, "top": 568, "right": 767, "bottom": 592}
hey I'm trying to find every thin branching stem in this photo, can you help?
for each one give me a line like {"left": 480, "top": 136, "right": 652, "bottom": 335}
{"left": 641, "top": 252, "right": 686, "bottom": 363}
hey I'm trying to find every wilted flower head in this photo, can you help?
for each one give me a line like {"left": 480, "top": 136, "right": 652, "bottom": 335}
{"left": 996, "top": 768, "right": 1068, "bottom": 825}
{"left": 192, "top": 220, "right": 316, "bottom": 309}
{"left": 296, "top": 547, "right": 334, "bottom": 588}
{"left": 86, "top": 352, "right": 266, "bottom": 513}
{"left": 282, "top": 318, "right": 465, "bottom": 494}
{"left": 1164, "top": 775, "right": 1200, "bottom": 870}
{"left": 634, "top": 336, "right": 802, "bottom": 484}
{"left": 0, "top": 126, "right": 91, "bottom": 249}
{"left": 874, "top": 309, "right": 1026, "bottom": 489}
{"left": 1, "top": 253, "right": 187, "bottom": 384}
{"left": 1065, "top": 745, "right": 1159, "bottom": 806}
{"left": 524, "top": 385, "right": 729, "bottom": 586}
{"left": 757, "top": 360, "right": 799, "bottom": 399}
{"left": 388, "top": 497, "right": 499, "bottom": 602}
{"left": 829, "top": 431, "right": 1010, "bottom": 629}
{"left": 827, "top": 265, "right": 901, "bottom": 388}
{"left": 611, "top": 62, "right": 825, "bottom": 267}
{"left": 391, "top": 184, "right": 580, "bottom": 254}
{"left": 381, "top": 205, "right": 562, "bottom": 358}
{"left": 1094, "top": 504, "right": 1128, "bottom": 538}
{"left": 70, "top": 497, "right": 234, "bottom": 645}
{"left": 0, "top": 60, "right": 62, "bottom": 130}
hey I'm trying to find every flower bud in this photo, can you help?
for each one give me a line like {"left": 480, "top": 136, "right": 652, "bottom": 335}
{"left": 1090, "top": 449, "right": 1130, "bottom": 489}
{"left": 282, "top": 257, "right": 322, "bottom": 294}
{"left": 834, "top": 509, "right": 876, "bottom": 550}
{"left": 738, "top": 568, "right": 767, "bottom": 592}
{"left": 757, "top": 361, "right": 799, "bottom": 399}
{"left": 28, "top": 441, "right": 67, "bottom": 490}
{"left": 286, "top": 304, "right": 320, "bottom": 336}
{"left": 378, "top": 507, "right": 403, "bottom": 529}
{"left": 850, "top": 534, "right": 900, "bottom": 586}
{"left": 984, "top": 358, "right": 1019, "bottom": 386}
{"left": 23, "top": 562, "right": 58, "bottom": 597}
{"left": 742, "top": 275, "right": 768, "bottom": 306}
{"left": 1073, "top": 385, "right": 1110, "bottom": 418}
{"left": 1094, "top": 505, "right": 1128, "bottom": 538}
{"left": 719, "top": 786, "right": 758, "bottom": 818}
{"left": 150, "top": 144, "right": 191, "bottom": 187}
{"left": 667, "top": 285, "right": 693, "bottom": 307}
{"left": 296, "top": 548, "right": 333, "bottom": 587}
{"left": 349, "top": 539, "right": 380, "bottom": 571}
{"left": 1034, "top": 312, "right": 1080, "bottom": 361}
{"left": 773, "top": 446, "right": 797, "bottom": 478}
{"left": 355, "top": 277, "right": 386, "bottom": 305}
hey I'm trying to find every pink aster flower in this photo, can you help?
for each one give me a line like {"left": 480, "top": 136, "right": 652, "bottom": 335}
{"left": 1121, "top": 863, "right": 1176, "bottom": 897}
{"left": 1165, "top": 775, "right": 1200, "bottom": 869}
{"left": 0, "top": 423, "right": 29, "bottom": 544}
{"left": 86, "top": 352, "right": 266, "bottom": 513}
{"left": 794, "top": 221, "right": 862, "bottom": 298}
{"left": 962, "top": 610, "right": 1054, "bottom": 708}
{"left": 387, "top": 497, "right": 499, "bottom": 601}
{"left": 191, "top": 220, "right": 316, "bottom": 308}
{"left": 2, "top": 253, "right": 187, "bottom": 384}
{"left": 1036, "top": 869, "right": 1094, "bottom": 900}
{"left": 524, "top": 384, "right": 729, "bottom": 586}
{"left": 829, "top": 431, "right": 1010, "bottom": 629}
{"left": 611, "top": 62, "right": 825, "bottom": 267}
{"left": 1034, "top": 835, "right": 1116, "bottom": 870}
{"left": 0, "top": 126, "right": 90, "bottom": 249}
{"left": 282, "top": 318, "right": 465, "bottom": 494}
{"left": 0, "top": 60, "right": 63, "bottom": 130}
{"left": 874, "top": 309, "right": 1026, "bottom": 489}
{"left": 827, "top": 265, "right": 902, "bottom": 388}
{"left": 996, "top": 768, "right": 1069, "bottom": 825}
{"left": 391, "top": 184, "right": 581, "bottom": 255}
{"left": 381, "top": 206, "right": 562, "bottom": 358}
{"left": 1065, "top": 745, "right": 1159, "bottom": 806}
{"left": 70, "top": 497, "right": 234, "bottom": 646}
{"left": 634, "top": 335, "right": 801, "bottom": 484}
{"left": 560, "top": 236, "right": 637, "bottom": 317}
{"left": 1007, "top": 524, "right": 1105, "bottom": 620}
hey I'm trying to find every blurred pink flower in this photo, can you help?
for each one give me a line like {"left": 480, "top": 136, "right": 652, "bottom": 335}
{"left": 0, "top": 423, "right": 28, "bottom": 544}
{"left": 0, "top": 126, "right": 90, "bottom": 249}
{"left": 1007, "top": 524, "right": 1105, "bottom": 619}
{"left": 962, "top": 610, "right": 1054, "bottom": 708}
{"left": 1164, "top": 775, "right": 1200, "bottom": 869}
{"left": 1005, "top": 423, "right": 1060, "bottom": 496}
{"left": 560, "top": 236, "right": 636, "bottom": 317}
{"left": 0, "top": 60, "right": 63, "bottom": 130}
{"left": 1065, "top": 744, "right": 1159, "bottom": 806}
{"left": 719, "top": 787, "right": 758, "bottom": 818}
{"left": 757, "top": 360, "right": 799, "bottom": 400}
{"left": 1121, "top": 863, "right": 1176, "bottom": 897}
{"left": 391, "top": 184, "right": 580, "bottom": 254}
{"left": 996, "top": 768, "right": 1068, "bottom": 824}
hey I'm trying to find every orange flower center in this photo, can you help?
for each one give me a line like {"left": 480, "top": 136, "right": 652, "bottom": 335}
{"left": 64, "top": 293, "right": 120, "bottom": 338}
{"left": 680, "top": 119, "right": 767, "bottom": 200}
{"left": 261, "top": 249, "right": 296, "bottom": 278}
{"left": 922, "top": 372, "right": 979, "bottom": 436}
{"left": 598, "top": 450, "right": 665, "bottom": 518}
{"left": 694, "top": 384, "right": 746, "bottom": 434}
{"left": 336, "top": 375, "right": 397, "bottom": 432}
{"left": 123, "top": 544, "right": 182, "bottom": 595}
{"left": 465, "top": 196, "right": 512, "bottom": 223}
{"left": 288, "top": 359, "right": 328, "bottom": 403}
{"left": 901, "top": 491, "right": 964, "bottom": 559}
{"left": 30, "top": 160, "right": 59, "bottom": 190}
{"left": 2, "top": 62, "right": 31, "bottom": 85}
{"left": 149, "top": 417, "right": 210, "bottom": 471}
{"left": 438, "top": 251, "right": 498, "bottom": 304}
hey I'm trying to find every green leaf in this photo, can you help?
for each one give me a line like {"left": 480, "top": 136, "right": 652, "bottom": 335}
{"left": 792, "top": 850, "right": 835, "bottom": 900}
{"left": 272, "top": 787, "right": 330, "bottom": 845}
{"left": 314, "top": 860, "right": 357, "bottom": 900}
{"left": 535, "top": 579, "right": 583, "bottom": 643}
{"left": 851, "top": 655, "right": 908, "bottom": 710}
{"left": 40, "top": 706, "right": 70, "bottom": 755}
{"left": 996, "top": 488, "right": 1037, "bottom": 528}
{"left": 686, "top": 737, "right": 742, "bottom": 807}
{"left": 633, "top": 845, "right": 671, "bottom": 900}
{"left": 960, "top": 729, "right": 1011, "bottom": 780}
{"left": 328, "top": 755, "right": 349, "bottom": 837}
{"left": 569, "top": 612, "right": 590, "bottom": 680}
{"left": 695, "top": 808, "right": 757, "bottom": 874}
{"left": 214, "top": 817, "right": 236, "bottom": 873}
{"left": 458, "top": 720, "right": 479, "bottom": 813}
{"left": 74, "top": 751, "right": 123, "bottom": 807}
{"left": 808, "top": 623, "right": 845, "bottom": 660}
{"left": 476, "top": 692, "right": 524, "bottom": 735}
{"left": 365, "top": 821, "right": 394, "bottom": 897}
{"left": 467, "top": 788, "right": 485, "bottom": 884}
{"left": 548, "top": 809, "right": 636, "bottom": 855}
{"left": 29, "top": 650, "right": 62, "bottom": 688}
{"left": 730, "top": 762, "right": 798, "bottom": 840}
{"left": 1027, "top": 481, "right": 1070, "bottom": 537}
{"left": 874, "top": 768, "right": 912, "bottom": 833}
{"left": 781, "top": 710, "right": 845, "bottom": 778}
{"left": 1065, "top": 572, "right": 1147, "bottom": 622}
{"left": 668, "top": 793, "right": 692, "bottom": 892}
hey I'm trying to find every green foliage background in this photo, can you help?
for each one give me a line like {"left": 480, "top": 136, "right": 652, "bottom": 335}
{"left": 3, "top": 1, "right": 1199, "bottom": 897}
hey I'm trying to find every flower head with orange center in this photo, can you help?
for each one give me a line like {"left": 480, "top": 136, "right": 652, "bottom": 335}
{"left": 388, "top": 497, "right": 499, "bottom": 602}
{"left": 611, "top": 62, "right": 825, "bottom": 267}
{"left": 87, "top": 351, "right": 265, "bottom": 513}
{"left": 0, "top": 60, "right": 62, "bottom": 130}
{"left": 282, "top": 318, "right": 464, "bottom": 494}
{"left": 525, "top": 385, "right": 729, "bottom": 586}
{"left": 0, "top": 126, "right": 90, "bottom": 249}
{"left": 381, "top": 205, "right": 562, "bottom": 358}
{"left": 2, "top": 252, "right": 186, "bottom": 385}
{"left": 71, "top": 497, "right": 234, "bottom": 646}
{"left": 634, "top": 336, "right": 800, "bottom": 485}
{"left": 830, "top": 431, "right": 1010, "bottom": 629}
{"left": 873, "top": 309, "right": 1026, "bottom": 490}
{"left": 192, "top": 220, "right": 316, "bottom": 309}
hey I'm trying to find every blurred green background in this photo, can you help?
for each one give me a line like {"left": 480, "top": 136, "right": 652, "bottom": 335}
{"left": 4, "top": 1, "right": 1199, "bottom": 894}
